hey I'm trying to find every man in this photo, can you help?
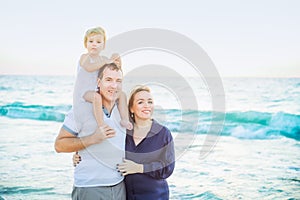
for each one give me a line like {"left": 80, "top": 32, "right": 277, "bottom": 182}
{"left": 55, "top": 63, "right": 126, "bottom": 200}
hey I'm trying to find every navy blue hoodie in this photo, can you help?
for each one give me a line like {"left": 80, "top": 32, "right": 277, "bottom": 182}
{"left": 125, "top": 119, "right": 175, "bottom": 200}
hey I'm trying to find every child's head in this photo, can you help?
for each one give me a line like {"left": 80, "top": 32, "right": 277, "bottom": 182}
{"left": 84, "top": 27, "right": 106, "bottom": 49}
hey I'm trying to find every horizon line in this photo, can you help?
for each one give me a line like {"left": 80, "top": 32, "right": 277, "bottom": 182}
{"left": 0, "top": 73, "right": 299, "bottom": 78}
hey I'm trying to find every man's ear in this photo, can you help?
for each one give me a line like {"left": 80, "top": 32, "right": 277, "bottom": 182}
{"left": 97, "top": 78, "right": 101, "bottom": 87}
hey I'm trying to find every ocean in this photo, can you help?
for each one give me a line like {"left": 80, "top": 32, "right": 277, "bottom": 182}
{"left": 0, "top": 75, "right": 299, "bottom": 199}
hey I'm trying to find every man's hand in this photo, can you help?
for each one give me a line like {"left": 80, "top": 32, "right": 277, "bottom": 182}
{"left": 90, "top": 125, "right": 116, "bottom": 145}
{"left": 72, "top": 125, "right": 116, "bottom": 166}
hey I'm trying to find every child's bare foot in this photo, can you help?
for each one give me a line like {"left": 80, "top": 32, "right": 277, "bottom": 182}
{"left": 120, "top": 120, "right": 133, "bottom": 130}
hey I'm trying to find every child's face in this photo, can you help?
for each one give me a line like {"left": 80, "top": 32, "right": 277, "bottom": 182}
{"left": 86, "top": 34, "right": 105, "bottom": 55}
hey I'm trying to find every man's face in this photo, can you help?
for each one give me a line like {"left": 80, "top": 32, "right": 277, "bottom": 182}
{"left": 98, "top": 67, "right": 123, "bottom": 105}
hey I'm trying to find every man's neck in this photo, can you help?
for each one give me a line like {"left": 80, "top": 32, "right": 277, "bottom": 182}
{"left": 102, "top": 100, "right": 115, "bottom": 114}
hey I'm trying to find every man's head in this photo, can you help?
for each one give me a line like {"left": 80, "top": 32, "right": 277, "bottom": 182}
{"left": 97, "top": 63, "right": 123, "bottom": 106}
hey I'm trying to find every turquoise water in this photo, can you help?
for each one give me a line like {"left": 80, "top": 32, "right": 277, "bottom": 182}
{"left": 0, "top": 75, "right": 299, "bottom": 199}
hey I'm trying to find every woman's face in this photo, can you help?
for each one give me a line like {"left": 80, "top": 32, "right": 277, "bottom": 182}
{"left": 131, "top": 91, "right": 154, "bottom": 121}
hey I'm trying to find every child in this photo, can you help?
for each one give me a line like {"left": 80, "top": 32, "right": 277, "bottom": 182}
{"left": 73, "top": 26, "right": 133, "bottom": 130}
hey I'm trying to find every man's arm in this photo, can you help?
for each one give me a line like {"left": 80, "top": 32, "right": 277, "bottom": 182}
{"left": 54, "top": 125, "right": 116, "bottom": 153}
{"left": 54, "top": 128, "right": 93, "bottom": 153}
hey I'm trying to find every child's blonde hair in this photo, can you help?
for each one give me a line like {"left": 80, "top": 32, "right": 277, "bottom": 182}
{"left": 84, "top": 27, "right": 106, "bottom": 48}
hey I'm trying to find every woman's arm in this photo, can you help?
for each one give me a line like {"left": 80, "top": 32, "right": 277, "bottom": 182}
{"left": 143, "top": 139, "right": 175, "bottom": 179}
{"left": 117, "top": 129, "right": 175, "bottom": 179}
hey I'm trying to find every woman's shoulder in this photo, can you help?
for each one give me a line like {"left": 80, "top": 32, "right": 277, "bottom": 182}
{"left": 152, "top": 120, "right": 172, "bottom": 138}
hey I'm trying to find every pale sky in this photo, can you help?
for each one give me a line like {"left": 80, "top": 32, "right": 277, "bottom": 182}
{"left": 0, "top": 0, "right": 299, "bottom": 77}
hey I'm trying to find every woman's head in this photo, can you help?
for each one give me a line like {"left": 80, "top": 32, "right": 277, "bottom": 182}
{"left": 128, "top": 85, "right": 154, "bottom": 122}
{"left": 84, "top": 27, "right": 106, "bottom": 49}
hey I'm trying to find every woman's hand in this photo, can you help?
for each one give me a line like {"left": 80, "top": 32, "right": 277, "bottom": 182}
{"left": 117, "top": 159, "right": 143, "bottom": 176}
{"left": 73, "top": 152, "right": 81, "bottom": 167}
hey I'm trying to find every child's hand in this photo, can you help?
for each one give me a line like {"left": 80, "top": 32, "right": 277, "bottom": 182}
{"left": 120, "top": 119, "right": 133, "bottom": 130}
{"left": 110, "top": 53, "right": 122, "bottom": 68}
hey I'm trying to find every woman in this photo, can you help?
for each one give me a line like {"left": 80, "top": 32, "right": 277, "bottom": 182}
{"left": 74, "top": 85, "right": 175, "bottom": 200}
{"left": 117, "top": 85, "right": 175, "bottom": 200}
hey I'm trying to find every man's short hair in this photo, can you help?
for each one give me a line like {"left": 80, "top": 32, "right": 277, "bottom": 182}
{"left": 98, "top": 63, "right": 122, "bottom": 80}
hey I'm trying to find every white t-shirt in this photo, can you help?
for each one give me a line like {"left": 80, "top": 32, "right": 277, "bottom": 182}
{"left": 64, "top": 63, "right": 126, "bottom": 187}
{"left": 63, "top": 106, "right": 126, "bottom": 187}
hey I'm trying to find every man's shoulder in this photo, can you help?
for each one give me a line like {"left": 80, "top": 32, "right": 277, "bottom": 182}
{"left": 62, "top": 109, "right": 79, "bottom": 136}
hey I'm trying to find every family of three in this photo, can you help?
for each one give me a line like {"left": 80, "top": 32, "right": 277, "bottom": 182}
{"left": 54, "top": 26, "right": 175, "bottom": 200}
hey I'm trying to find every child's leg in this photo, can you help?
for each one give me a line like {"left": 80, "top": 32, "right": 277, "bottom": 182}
{"left": 84, "top": 91, "right": 104, "bottom": 127}
{"left": 118, "top": 91, "right": 133, "bottom": 130}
